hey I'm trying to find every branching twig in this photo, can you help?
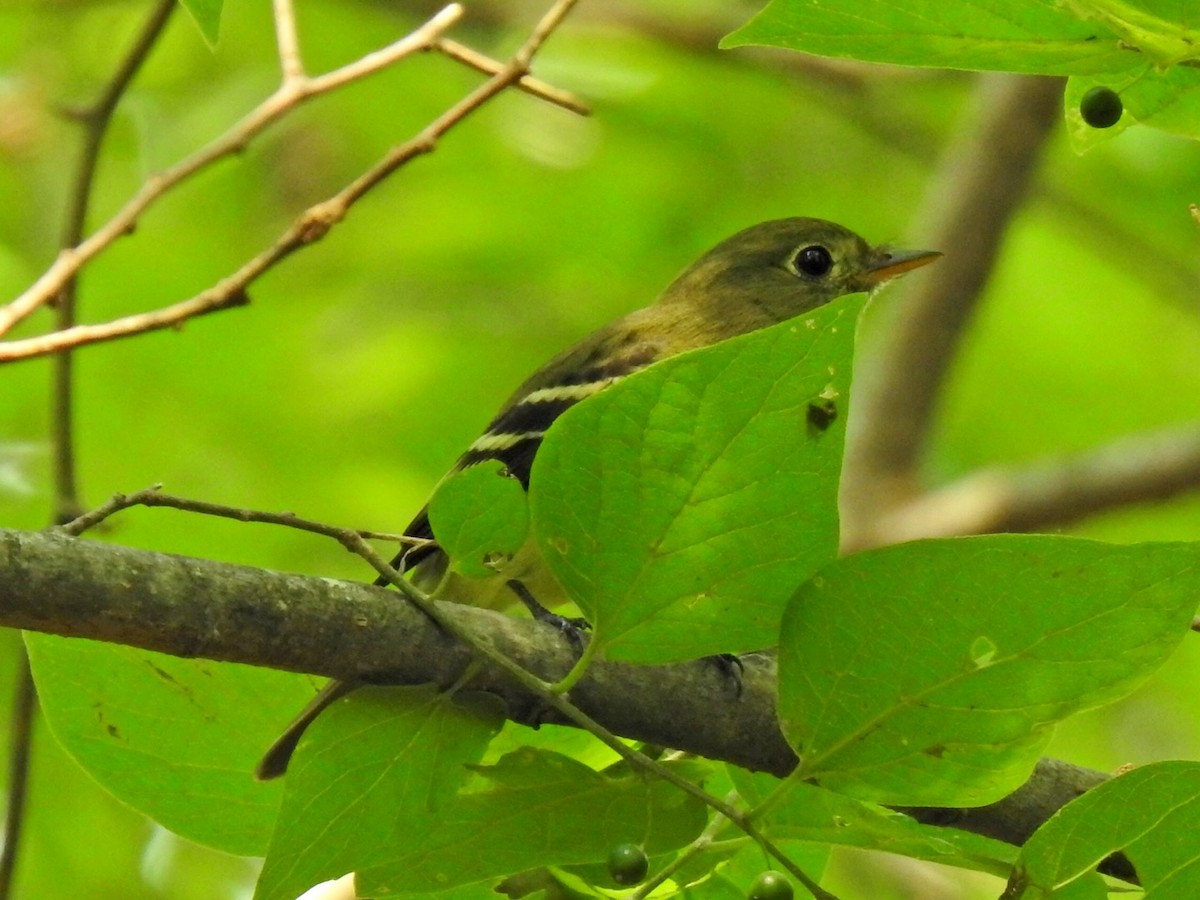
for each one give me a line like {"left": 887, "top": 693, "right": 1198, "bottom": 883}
{"left": 434, "top": 38, "right": 590, "bottom": 114}
{"left": 0, "top": 5, "right": 588, "bottom": 362}
{"left": 60, "top": 485, "right": 429, "bottom": 553}
{"left": 0, "top": 4, "right": 590, "bottom": 364}
{"left": 58, "top": 475, "right": 828, "bottom": 892}
{"left": 0, "top": 4, "right": 461, "bottom": 341}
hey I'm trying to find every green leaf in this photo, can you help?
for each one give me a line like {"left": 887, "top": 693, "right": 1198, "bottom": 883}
{"left": 697, "top": 835, "right": 829, "bottom": 898}
{"left": 255, "top": 685, "right": 504, "bottom": 900}
{"left": 427, "top": 460, "right": 530, "bottom": 578}
{"left": 1015, "top": 760, "right": 1200, "bottom": 898}
{"left": 779, "top": 535, "right": 1198, "bottom": 806}
{"left": 356, "top": 749, "right": 707, "bottom": 895}
{"left": 723, "top": 0, "right": 1132, "bottom": 75}
{"left": 531, "top": 295, "right": 861, "bottom": 664}
{"left": 27, "top": 634, "right": 293, "bottom": 856}
{"left": 1067, "top": 66, "right": 1200, "bottom": 150}
{"left": 1059, "top": 0, "right": 1200, "bottom": 67}
{"left": 730, "top": 768, "right": 1016, "bottom": 878}
{"left": 177, "top": 0, "right": 223, "bottom": 46}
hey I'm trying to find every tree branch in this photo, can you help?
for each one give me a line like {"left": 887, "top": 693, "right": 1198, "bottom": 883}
{"left": 866, "top": 424, "right": 1200, "bottom": 544}
{"left": 842, "top": 74, "right": 1065, "bottom": 552}
{"left": 0, "top": 1, "right": 589, "bottom": 360}
{"left": 0, "top": 4, "right": 459, "bottom": 341}
{"left": 0, "top": 526, "right": 1121, "bottom": 858}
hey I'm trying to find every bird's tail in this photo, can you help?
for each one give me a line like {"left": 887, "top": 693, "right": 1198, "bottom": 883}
{"left": 255, "top": 678, "right": 360, "bottom": 781}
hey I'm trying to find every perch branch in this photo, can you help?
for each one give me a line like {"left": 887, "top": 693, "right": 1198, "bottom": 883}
{"left": 0, "top": 525, "right": 1123, "bottom": 862}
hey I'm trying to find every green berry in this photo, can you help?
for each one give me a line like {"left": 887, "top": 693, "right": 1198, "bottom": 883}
{"left": 748, "top": 870, "right": 794, "bottom": 900}
{"left": 606, "top": 842, "right": 648, "bottom": 886}
{"left": 1080, "top": 86, "right": 1123, "bottom": 128}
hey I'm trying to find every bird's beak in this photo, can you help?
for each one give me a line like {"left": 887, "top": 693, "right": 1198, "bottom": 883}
{"left": 862, "top": 248, "right": 942, "bottom": 286}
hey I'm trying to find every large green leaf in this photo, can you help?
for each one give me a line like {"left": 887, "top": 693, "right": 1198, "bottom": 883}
{"left": 27, "top": 633, "right": 296, "bottom": 856}
{"left": 530, "top": 294, "right": 862, "bottom": 664}
{"left": 255, "top": 685, "right": 504, "bottom": 900}
{"left": 356, "top": 749, "right": 708, "bottom": 896}
{"left": 779, "top": 536, "right": 1198, "bottom": 806}
{"left": 723, "top": 0, "right": 1134, "bottom": 75}
{"left": 730, "top": 767, "right": 1016, "bottom": 878}
{"left": 1059, "top": 0, "right": 1200, "bottom": 67}
{"left": 1014, "top": 760, "right": 1200, "bottom": 898}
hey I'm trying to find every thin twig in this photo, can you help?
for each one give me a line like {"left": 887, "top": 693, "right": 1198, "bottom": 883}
{"left": 434, "top": 38, "right": 590, "bottom": 115}
{"left": 0, "top": 4, "right": 465, "bottom": 340}
{"left": 0, "top": 288, "right": 252, "bottom": 360}
{"left": 273, "top": 0, "right": 306, "bottom": 82}
{"left": 59, "top": 486, "right": 429, "bottom": 554}
{"left": 333, "top": 0, "right": 583, "bottom": 211}
{"left": 51, "top": 0, "right": 177, "bottom": 523}
{"left": 349, "top": 527, "right": 835, "bottom": 898}
{"left": 0, "top": 3, "right": 591, "bottom": 364}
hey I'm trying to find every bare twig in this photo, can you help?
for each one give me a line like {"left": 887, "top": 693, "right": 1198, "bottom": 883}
{"left": 0, "top": 3, "right": 590, "bottom": 363}
{"left": 273, "top": 0, "right": 306, "bottom": 82}
{"left": 0, "top": 288, "right": 253, "bottom": 360}
{"left": 332, "top": 0, "right": 582, "bottom": 211}
{"left": 60, "top": 486, "right": 429, "bottom": 554}
{"left": 0, "top": 4, "right": 465, "bottom": 340}
{"left": 51, "top": 0, "right": 177, "bottom": 523}
{"left": 434, "top": 38, "right": 590, "bottom": 115}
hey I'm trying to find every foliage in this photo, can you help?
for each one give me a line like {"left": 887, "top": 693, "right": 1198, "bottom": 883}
{"left": 726, "top": 0, "right": 1200, "bottom": 149}
{"left": 1, "top": 0, "right": 1199, "bottom": 898}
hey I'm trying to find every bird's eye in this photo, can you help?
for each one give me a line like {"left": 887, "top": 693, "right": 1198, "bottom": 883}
{"left": 792, "top": 245, "right": 833, "bottom": 277}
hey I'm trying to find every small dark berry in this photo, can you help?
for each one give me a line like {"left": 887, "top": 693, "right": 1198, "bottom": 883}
{"left": 1080, "top": 86, "right": 1123, "bottom": 128}
{"left": 606, "top": 842, "right": 648, "bottom": 886}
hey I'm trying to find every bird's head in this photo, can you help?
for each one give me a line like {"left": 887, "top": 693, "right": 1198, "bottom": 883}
{"left": 660, "top": 217, "right": 941, "bottom": 327}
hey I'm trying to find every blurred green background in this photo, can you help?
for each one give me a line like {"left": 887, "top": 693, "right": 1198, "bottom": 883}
{"left": 1, "top": 0, "right": 1198, "bottom": 897}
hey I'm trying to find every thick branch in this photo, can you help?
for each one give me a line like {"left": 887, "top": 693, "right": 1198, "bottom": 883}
{"left": 842, "top": 75, "right": 1065, "bottom": 551}
{"left": 866, "top": 424, "right": 1200, "bottom": 545}
{"left": 0, "top": 527, "right": 1116, "bottom": 854}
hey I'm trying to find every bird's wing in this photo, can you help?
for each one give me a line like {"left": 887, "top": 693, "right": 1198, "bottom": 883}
{"left": 384, "top": 331, "right": 662, "bottom": 579}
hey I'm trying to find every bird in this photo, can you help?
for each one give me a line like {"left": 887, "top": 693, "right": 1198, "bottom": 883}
{"left": 255, "top": 217, "right": 940, "bottom": 780}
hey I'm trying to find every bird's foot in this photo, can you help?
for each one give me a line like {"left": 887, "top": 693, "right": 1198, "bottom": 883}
{"left": 706, "top": 653, "right": 744, "bottom": 697}
{"left": 506, "top": 579, "right": 591, "bottom": 648}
